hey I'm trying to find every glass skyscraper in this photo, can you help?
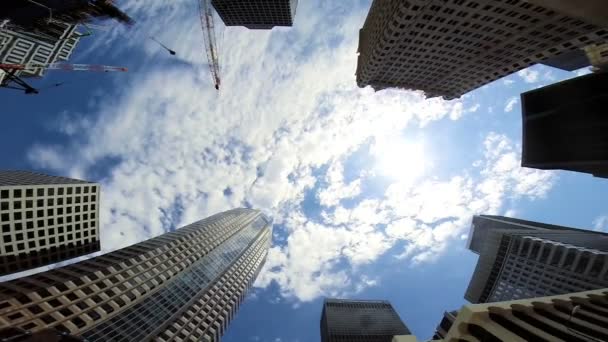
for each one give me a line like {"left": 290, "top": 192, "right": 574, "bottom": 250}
{"left": 320, "top": 298, "right": 410, "bottom": 342}
{"left": 0, "top": 208, "right": 271, "bottom": 341}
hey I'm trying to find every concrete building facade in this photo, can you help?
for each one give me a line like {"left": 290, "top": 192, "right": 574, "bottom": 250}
{"left": 394, "top": 288, "right": 608, "bottom": 342}
{"left": 211, "top": 0, "right": 298, "bottom": 29}
{"left": 0, "top": 171, "right": 100, "bottom": 276}
{"left": 320, "top": 298, "right": 410, "bottom": 342}
{"left": 465, "top": 215, "right": 608, "bottom": 304}
{"left": 0, "top": 208, "right": 271, "bottom": 341}
{"left": 0, "top": 22, "right": 81, "bottom": 85}
{"left": 356, "top": 0, "right": 608, "bottom": 99}
{"left": 431, "top": 310, "right": 458, "bottom": 340}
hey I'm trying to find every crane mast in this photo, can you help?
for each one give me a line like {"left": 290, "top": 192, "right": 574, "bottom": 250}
{"left": 0, "top": 63, "right": 128, "bottom": 72}
{"left": 198, "top": 0, "right": 221, "bottom": 90}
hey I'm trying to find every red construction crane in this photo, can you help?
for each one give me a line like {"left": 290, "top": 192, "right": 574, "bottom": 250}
{"left": 0, "top": 62, "right": 128, "bottom": 72}
{"left": 0, "top": 62, "right": 128, "bottom": 94}
{"left": 198, "top": 0, "right": 221, "bottom": 90}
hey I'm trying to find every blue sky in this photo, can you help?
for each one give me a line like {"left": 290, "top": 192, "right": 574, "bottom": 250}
{"left": 2, "top": 0, "right": 608, "bottom": 341}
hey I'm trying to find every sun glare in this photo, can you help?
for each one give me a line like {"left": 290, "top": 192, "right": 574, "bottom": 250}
{"left": 373, "top": 137, "right": 429, "bottom": 181}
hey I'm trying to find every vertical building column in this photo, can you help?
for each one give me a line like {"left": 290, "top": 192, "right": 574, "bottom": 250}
{"left": 557, "top": 247, "right": 569, "bottom": 268}
{"left": 599, "top": 255, "right": 608, "bottom": 279}
{"left": 583, "top": 253, "right": 598, "bottom": 276}
{"left": 536, "top": 243, "right": 546, "bottom": 262}
{"left": 546, "top": 244, "right": 558, "bottom": 265}
{"left": 570, "top": 250, "right": 583, "bottom": 272}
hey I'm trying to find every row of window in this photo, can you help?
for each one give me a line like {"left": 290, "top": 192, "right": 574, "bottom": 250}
{"left": 0, "top": 185, "right": 97, "bottom": 199}
{"left": 0, "top": 196, "right": 97, "bottom": 213}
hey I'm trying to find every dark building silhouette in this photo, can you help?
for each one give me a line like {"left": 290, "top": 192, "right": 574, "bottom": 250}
{"left": 0, "top": 171, "right": 100, "bottom": 276}
{"left": 0, "top": 327, "right": 83, "bottom": 342}
{"left": 521, "top": 71, "right": 608, "bottom": 178}
{"left": 2, "top": 0, "right": 133, "bottom": 36}
{"left": 320, "top": 298, "right": 410, "bottom": 342}
{"left": 211, "top": 0, "right": 297, "bottom": 29}
{"left": 0, "top": 208, "right": 271, "bottom": 342}
{"left": 431, "top": 310, "right": 458, "bottom": 340}
{"left": 465, "top": 215, "right": 608, "bottom": 304}
{"left": 356, "top": 0, "right": 608, "bottom": 99}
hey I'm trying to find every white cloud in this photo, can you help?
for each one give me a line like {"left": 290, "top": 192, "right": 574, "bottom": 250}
{"left": 593, "top": 215, "right": 608, "bottom": 232}
{"left": 26, "top": 1, "right": 557, "bottom": 302}
{"left": 517, "top": 68, "right": 540, "bottom": 83}
{"left": 467, "top": 103, "right": 481, "bottom": 113}
{"left": 503, "top": 79, "right": 515, "bottom": 86}
{"left": 504, "top": 96, "right": 519, "bottom": 112}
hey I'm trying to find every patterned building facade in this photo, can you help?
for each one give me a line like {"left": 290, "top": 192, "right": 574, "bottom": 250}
{"left": 0, "top": 208, "right": 271, "bottom": 341}
{"left": 0, "top": 22, "right": 81, "bottom": 85}
{"left": 320, "top": 298, "right": 410, "bottom": 342}
{"left": 211, "top": 0, "right": 298, "bottom": 29}
{"left": 465, "top": 215, "right": 608, "bottom": 304}
{"left": 0, "top": 171, "right": 100, "bottom": 276}
{"left": 356, "top": 0, "right": 608, "bottom": 99}
{"left": 393, "top": 288, "right": 608, "bottom": 342}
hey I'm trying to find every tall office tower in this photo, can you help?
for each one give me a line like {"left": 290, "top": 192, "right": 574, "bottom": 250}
{"left": 356, "top": 0, "right": 608, "bottom": 99}
{"left": 320, "top": 298, "right": 410, "bottom": 342}
{"left": 465, "top": 215, "right": 608, "bottom": 304}
{"left": 0, "top": 171, "right": 100, "bottom": 276}
{"left": 431, "top": 310, "right": 458, "bottom": 340}
{"left": 211, "top": 0, "right": 298, "bottom": 29}
{"left": 433, "top": 288, "right": 608, "bottom": 342}
{"left": 0, "top": 22, "right": 81, "bottom": 85}
{"left": 0, "top": 208, "right": 271, "bottom": 342}
{"left": 521, "top": 71, "right": 608, "bottom": 178}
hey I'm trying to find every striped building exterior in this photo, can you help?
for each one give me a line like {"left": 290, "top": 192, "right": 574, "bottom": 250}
{"left": 0, "top": 171, "right": 100, "bottom": 276}
{"left": 466, "top": 215, "right": 608, "bottom": 304}
{"left": 0, "top": 208, "right": 271, "bottom": 341}
{"left": 356, "top": 0, "right": 608, "bottom": 99}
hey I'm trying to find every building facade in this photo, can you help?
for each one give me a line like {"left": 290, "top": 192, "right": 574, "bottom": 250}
{"left": 393, "top": 288, "right": 608, "bottom": 341}
{"left": 521, "top": 71, "right": 608, "bottom": 178}
{"left": 431, "top": 310, "right": 458, "bottom": 340}
{"left": 0, "top": 208, "right": 272, "bottom": 341}
{"left": 320, "top": 298, "right": 410, "bottom": 342}
{"left": 465, "top": 215, "right": 608, "bottom": 304}
{"left": 0, "top": 171, "right": 100, "bottom": 276}
{"left": 356, "top": 0, "right": 608, "bottom": 99}
{"left": 211, "top": 0, "right": 298, "bottom": 29}
{"left": 0, "top": 22, "right": 81, "bottom": 85}
{"left": 442, "top": 287, "right": 608, "bottom": 342}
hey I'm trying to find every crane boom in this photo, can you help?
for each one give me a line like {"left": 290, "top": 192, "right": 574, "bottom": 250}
{"left": 198, "top": 0, "right": 221, "bottom": 90}
{"left": 0, "top": 63, "right": 128, "bottom": 72}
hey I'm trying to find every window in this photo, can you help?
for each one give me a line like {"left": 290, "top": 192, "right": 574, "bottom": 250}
{"left": 26, "top": 200, "right": 33, "bottom": 208}
{"left": 37, "top": 188, "right": 44, "bottom": 196}
{"left": 13, "top": 189, "right": 22, "bottom": 198}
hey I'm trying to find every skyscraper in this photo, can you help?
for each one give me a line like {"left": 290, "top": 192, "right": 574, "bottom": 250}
{"left": 0, "top": 22, "right": 81, "bottom": 86}
{"left": 431, "top": 310, "right": 458, "bottom": 340}
{"left": 521, "top": 71, "right": 608, "bottom": 178}
{"left": 356, "top": 0, "right": 608, "bottom": 99}
{"left": 320, "top": 298, "right": 410, "bottom": 342}
{"left": 0, "top": 208, "right": 272, "bottom": 341}
{"left": 465, "top": 215, "right": 608, "bottom": 304}
{"left": 0, "top": 171, "right": 100, "bottom": 276}
{"left": 211, "top": 0, "right": 298, "bottom": 29}
{"left": 437, "top": 287, "right": 608, "bottom": 342}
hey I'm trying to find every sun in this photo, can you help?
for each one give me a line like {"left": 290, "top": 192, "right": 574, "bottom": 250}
{"left": 372, "top": 136, "right": 429, "bottom": 181}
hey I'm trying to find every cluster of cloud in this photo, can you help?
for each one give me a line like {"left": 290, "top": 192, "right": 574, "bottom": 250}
{"left": 25, "top": 0, "right": 558, "bottom": 301}
{"left": 593, "top": 216, "right": 608, "bottom": 232}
